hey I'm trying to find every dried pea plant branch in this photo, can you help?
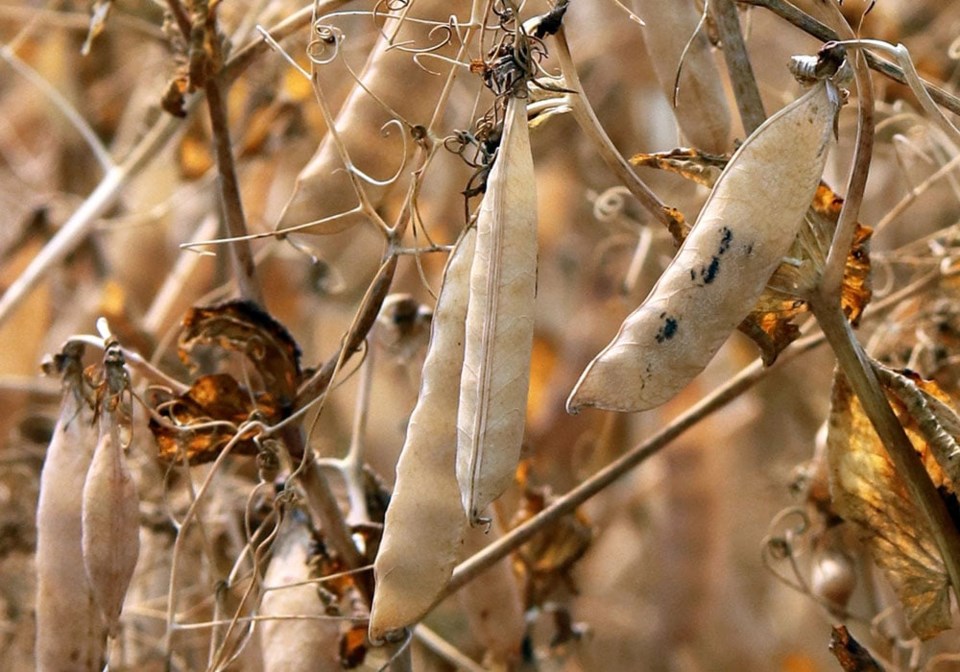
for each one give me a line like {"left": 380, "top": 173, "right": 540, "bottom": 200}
{"left": 0, "top": 2, "right": 340, "bottom": 326}
{"left": 711, "top": 0, "right": 766, "bottom": 133}
{"left": 739, "top": 0, "right": 960, "bottom": 118}
{"left": 552, "top": 26, "right": 682, "bottom": 233}
{"left": 161, "top": 0, "right": 264, "bottom": 304}
{"left": 806, "top": 9, "right": 960, "bottom": 602}
{"left": 443, "top": 330, "right": 829, "bottom": 606}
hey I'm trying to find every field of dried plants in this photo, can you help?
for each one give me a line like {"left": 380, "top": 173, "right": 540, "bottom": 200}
{"left": 5, "top": 0, "right": 960, "bottom": 670}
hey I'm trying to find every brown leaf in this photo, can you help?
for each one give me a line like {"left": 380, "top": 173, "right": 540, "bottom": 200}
{"left": 511, "top": 463, "right": 593, "bottom": 607}
{"left": 148, "top": 374, "right": 275, "bottom": 463}
{"left": 633, "top": 148, "right": 872, "bottom": 364}
{"left": 827, "top": 371, "right": 953, "bottom": 639}
{"left": 179, "top": 299, "right": 302, "bottom": 410}
{"left": 630, "top": 148, "right": 730, "bottom": 191}
{"left": 147, "top": 302, "right": 303, "bottom": 464}
{"left": 338, "top": 624, "right": 368, "bottom": 669}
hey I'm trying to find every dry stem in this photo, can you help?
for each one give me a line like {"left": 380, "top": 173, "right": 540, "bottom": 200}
{"left": 712, "top": 0, "right": 766, "bottom": 134}
{"left": 808, "top": 2, "right": 960, "bottom": 606}
{"left": 438, "top": 331, "right": 826, "bottom": 607}
{"left": 740, "top": 0, "right": 960, "bottom": 118}
{"left": 553, "top": 27, "right": 679, "bottom": 231}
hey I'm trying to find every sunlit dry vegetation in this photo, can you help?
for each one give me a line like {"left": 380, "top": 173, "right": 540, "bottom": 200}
{"left": 6, "top": 0, "right": 960, "bottom": 670}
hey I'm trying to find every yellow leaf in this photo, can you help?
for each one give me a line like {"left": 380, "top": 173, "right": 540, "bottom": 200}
{"left": 827, "top": 371, "right": 953, "bottom": 639}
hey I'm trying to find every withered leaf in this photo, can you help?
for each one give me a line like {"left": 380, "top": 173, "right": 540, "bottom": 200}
{"left": 179, "top": 300, "right": 302, "bottom": 411}
{"left": 510, "top": 463, "right": 593, "bottom": 607}
{"left": 829, "top": 625, "right": 884, "bottom": 672}
{"left": 339, "top": 623, "right": 368, "bottom": 669}
{"left": 874, "top": 366, "right": 960, "bottom": 490}
{"left": 827, "top": 371, "right": 953, "bottom": 639}
{"left": 631, "top": 148, "right": 730, "bottom": 192}
{"left": 148, "top": 374, "right": 276, "bottom": 463}
{"left": 632, "top": 148, "right": 873, "bottom": 364}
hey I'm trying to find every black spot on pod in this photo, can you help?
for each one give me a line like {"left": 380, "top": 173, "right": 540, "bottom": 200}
{"left": 655, "top": 315, "right": 679, "bottom": 343}
{"left": 701, "top": 256, "right": 721, "bottom": 284}
{"left": 718, "top": 226, "right": 733, "bottom": 254}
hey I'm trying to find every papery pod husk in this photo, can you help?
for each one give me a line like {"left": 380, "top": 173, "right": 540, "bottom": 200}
{"left": 634, "top": 0, "right": 731, "bottom": 153}
{"left": 568, "top": 79, "right": 840, "bottom": 413}
{"left": 260, "top": 512, "right": 340, "bottom": 672}
{"left": 369, "top": 229, "right": 476, "bottom": 640}
{"left": 81, "top": 408, "right": 141, "bottom": 637}
{"left": 457, "top": 94, "right": 538, "bottom": 524}
{"left": 458, "top": 519, "right": 526, "bottom": 665}
{"left": 630, "top": 150, "right": 873, "bottom": 365}
{"left": 275, "top": 0, "right": 456, "bottom": 236}
{"left": 35, "top": 346, "right": 105, "bottom": 671}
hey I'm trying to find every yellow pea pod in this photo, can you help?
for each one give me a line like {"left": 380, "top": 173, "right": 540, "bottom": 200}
{"left": 568, "top": 79, "right": 840, "bottom": 413}
{"left": 457, "top": 94, "right": 538, "bottom": 525}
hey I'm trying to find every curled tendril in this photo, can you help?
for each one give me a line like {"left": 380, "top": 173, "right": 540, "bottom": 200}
{"left": 343, "top": 118, "right": 409, "bottom": 187}
{"left": 307, "top": 23, "right": 343, "bottom": 65}
{"left": 371, "top": 0, "right": 410, "bottom": 29}
{"left": 388, "top": 22, "right": 453, "bottom": 55}
{"left": 760, "top": 506, "right": 811, "bottom": 592}
{"left": 592, "top": 186, "right": 634, "bottom": 223}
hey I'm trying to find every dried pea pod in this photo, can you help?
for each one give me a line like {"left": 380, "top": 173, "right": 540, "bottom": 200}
{"left": 635, "top": 0, "right": 731, "bottom": 152}
{"left": 260, "top": 512, "right": 340, "bottom": 672}
{"left": 457, "top": 94, "right": 538, "bottom": 525}
{"left": 369, "top": 229, "right": 475, "bottom": 640}
{"left": 81, "top": 341, "right": 140, "bottom": 637}
{"left": 568, "top": 77, "right": 841, "bottom": 413}
{"left": 35, "top": 344, "right": 105, "bottom": 671}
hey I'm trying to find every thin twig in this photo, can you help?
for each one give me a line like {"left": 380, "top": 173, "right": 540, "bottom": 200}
{"left": 0, "top": 108, "right": 190, "bottom": 327}
{"left": 739, "top": 0, "right": 960, "bottom": 118}
{"left": 552, "top": 26, "right": 680, "bottom": 232}
{"left": 413, "top": 624, "right": 486, "bottom": 672}
{"left": 297, "top": 458, "right": 369, "bottom": 575}
{"left": 204, "top": 73, "right": 264, "bottom": 305}
{"left": 820, "top": 7, "right": 875, "bottom": 310}
{"left": 142, "top": 214, "right": 221, "bottom": 335}
{"left": 438, "top": 331, "right": 827, "bottom": 605}
{"left": 711, "top": 0, "right": 766, "bottom": 133}
{"left": 0, "top": 3, "right": 319, "bottom": 329}
{"left": 221, "top": 4, "right": 324, "bottom": 85}
{"left": 295, "top": 255, "right": 399, "bottom": 409}
{"left": 0, "top": 44, "right": 114, "bottom": 171}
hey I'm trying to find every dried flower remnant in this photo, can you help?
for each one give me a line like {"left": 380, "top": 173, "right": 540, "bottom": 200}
{"left": 829, "top": 625, "right": 884, "bottom": 672}
{"left": 510, "top": 464, "right": 593, "bottom": 608}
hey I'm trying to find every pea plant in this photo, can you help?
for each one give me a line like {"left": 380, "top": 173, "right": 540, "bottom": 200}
{"left": 5, "top": 0, "right": 960, "bottom": 670}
